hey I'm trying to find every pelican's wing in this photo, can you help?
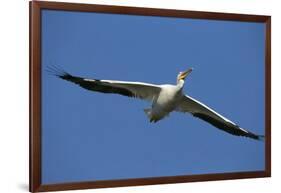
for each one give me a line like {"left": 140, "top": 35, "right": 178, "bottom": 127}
{"left": 50, "top": 69, "right": 161, "bottom": 101}
{"left": 177, "top": 95, "right": 264, "bottom": 140}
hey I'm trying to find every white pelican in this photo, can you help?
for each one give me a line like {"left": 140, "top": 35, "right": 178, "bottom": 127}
{"left": 48, "top": 66, "right": 264, "bottom": 141}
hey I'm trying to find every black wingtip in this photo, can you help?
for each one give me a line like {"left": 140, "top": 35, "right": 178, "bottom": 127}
{"left": 246, "top": 132, "right": 265, "bottom": 141}
{"left": 45, "top": 65, "right": 71, "bottom": 79}
{"left": 256, "top": 135, "right": 265, "bottom": 141}
{"left": 46, "top": 65, "right": 85, "bottom": 86}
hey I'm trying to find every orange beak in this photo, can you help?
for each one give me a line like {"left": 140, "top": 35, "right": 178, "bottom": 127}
{"left": 179, "top": 68, "right": 193, "bottom": 80}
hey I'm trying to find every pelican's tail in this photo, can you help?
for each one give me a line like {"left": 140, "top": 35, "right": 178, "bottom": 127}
{"left": 144, "top": 108, "right": 152, "bottom": 119}
{"left": 144, "top": 108, "right": 162, "bottom": 123}
{"left": 144, "top": 108, "right": 156, "bottom": 123}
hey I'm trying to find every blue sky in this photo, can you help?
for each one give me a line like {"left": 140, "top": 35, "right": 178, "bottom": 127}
{"left": 41, "top": 10, "right": 265, "bottom": 184}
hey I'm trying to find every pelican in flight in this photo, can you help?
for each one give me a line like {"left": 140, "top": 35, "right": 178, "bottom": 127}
{"left": 48, "top": 66, "right": 264, "bottom": 140}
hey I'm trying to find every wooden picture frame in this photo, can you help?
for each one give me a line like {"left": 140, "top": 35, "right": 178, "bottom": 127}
{"left": 30, "top": 1, "right": 271, "bottom": 192}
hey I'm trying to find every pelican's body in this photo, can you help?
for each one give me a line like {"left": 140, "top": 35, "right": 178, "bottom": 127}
{"left": 48, "top": 66, "right": 264, "bottom": 141}
{"left": 145, "top": 83, "right": 183, "bottom": 122}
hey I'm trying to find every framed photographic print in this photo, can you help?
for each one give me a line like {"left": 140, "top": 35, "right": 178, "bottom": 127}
{"left": 30, "top": 1, "right": 271, "bottom": 192}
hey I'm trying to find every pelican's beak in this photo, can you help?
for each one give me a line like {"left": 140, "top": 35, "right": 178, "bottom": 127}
{"left": 180, "top": 68, "right": 193, "bottom": 80}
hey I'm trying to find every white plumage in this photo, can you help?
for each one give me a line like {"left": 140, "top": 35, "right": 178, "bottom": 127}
{"left": 48, "top": 66, "right": 264, "bottom": 140}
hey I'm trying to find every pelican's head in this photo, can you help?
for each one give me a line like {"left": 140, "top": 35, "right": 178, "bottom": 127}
{"left": 177, "top": 68, "right": 193, "bottom": 83}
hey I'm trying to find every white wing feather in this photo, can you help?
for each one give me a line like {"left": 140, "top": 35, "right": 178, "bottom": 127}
{"left": 178, "top": 95, "right": 235, "bottom": 124}
{"left": 54, "top": 70, "right": 161, "bottom": 101}
{"left": 84, "top": 79, "right": 162, "bottom": 101}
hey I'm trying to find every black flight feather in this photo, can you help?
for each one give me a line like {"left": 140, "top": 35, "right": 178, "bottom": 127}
{"left": 47, "top": 66, "right": 135, "bottom": 98}
{"left": 193, "top": 112, "right": 264, "bottom": 140}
